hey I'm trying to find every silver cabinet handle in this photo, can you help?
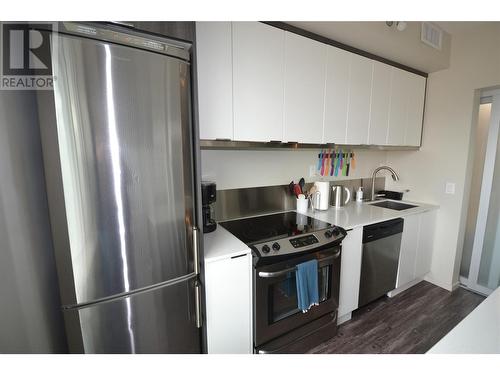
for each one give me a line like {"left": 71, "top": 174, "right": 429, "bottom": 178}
{"left": 258, "top": 250, "right": 341, "bottom": 278}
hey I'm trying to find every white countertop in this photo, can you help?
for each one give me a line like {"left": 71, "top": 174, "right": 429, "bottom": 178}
{"left": 204, "top": 199, "right": 439, "bottom": 262}
{"left": 204, "top": 225, "right": 251, "bottom": 263}
{"left": 302, "top": 199, "right": 439, "bottom": 230}
{"left": 428, "top": 287, "right": 500, "bottom": 354}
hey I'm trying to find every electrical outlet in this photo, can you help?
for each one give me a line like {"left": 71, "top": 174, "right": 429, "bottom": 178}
{"left": 309, "top": 165, "right": 317, "bottom": 178}
{"left": 445, "top": 182, "right": 455, "bottom": 195}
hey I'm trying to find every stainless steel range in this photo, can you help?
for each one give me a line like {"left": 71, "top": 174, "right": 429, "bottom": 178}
{"left": 220, "top": 211, "right": 347, "bottom": 353}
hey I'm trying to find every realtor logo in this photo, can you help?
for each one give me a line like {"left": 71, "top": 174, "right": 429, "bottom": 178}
{"left": 0, "top": 22, "right": 57, "bottom": 90}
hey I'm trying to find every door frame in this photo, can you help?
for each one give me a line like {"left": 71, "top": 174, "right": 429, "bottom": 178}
{"left": 466, "top": 89, "right": 500, "bottom": 295}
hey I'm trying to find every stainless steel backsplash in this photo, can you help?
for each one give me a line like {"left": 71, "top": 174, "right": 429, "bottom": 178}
{"left": 214, "top": 177, "right": 385, "bottom": 221}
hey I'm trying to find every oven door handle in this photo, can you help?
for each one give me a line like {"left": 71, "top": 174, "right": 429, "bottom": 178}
{"left": 258, "top": 249, "right": 340, "bottom": 278}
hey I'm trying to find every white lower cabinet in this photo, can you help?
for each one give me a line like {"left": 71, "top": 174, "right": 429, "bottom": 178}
{"left": 205, "top": 253, "right": 253, "bottom": 353}
{"left": 396, "top": 214, "right": 420, "bottom": 288}
{"left": 415, "top": 210, "right": 436, "bottom": 278}
{"left": 394, "top": 211, "right": 436, "bottom": 291}
{"left": 338, "top": 227, "right": 363, "bottom": 320}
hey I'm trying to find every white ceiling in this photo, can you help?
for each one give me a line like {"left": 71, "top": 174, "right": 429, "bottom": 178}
{"left": 287, "top": 21, "right": 452, "bottom": 73}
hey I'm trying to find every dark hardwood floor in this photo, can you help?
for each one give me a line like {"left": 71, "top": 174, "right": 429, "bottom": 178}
{"left": 309, "top": 281, "right": 485, "bottom": 354}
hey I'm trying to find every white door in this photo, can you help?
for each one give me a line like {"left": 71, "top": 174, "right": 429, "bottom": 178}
{"left": 283, "top": 32, "right": 327, "bottom": 144}
{"left": 387, "top": 67, "right": 408, "bottom": 145}
{"left": 345, "top": 54, "right": 373, "bottom": 144}
{"left": 396, "top": 214, "right": 419, "bottom": 287}
{"left": 196, "top": 22, "right": 233, "bottom": 140}
{"left": 338, "top": 227, "right": 363, "bottom": 317}
{"left": 232, "top": 22, "right": 285, "bottom": 142}
{"left": 368, "top": 61, "right": 392, "bottom": 145}
{"left": 466, "top": 90, "right": 500, "bottom": 295}
{"left": 205, "top": 254, "right": 253, "bottom": 353}
{"left": 323, "top": 45, "right": 350, "bottom": 144}
{"left": 415, "top": 210, "right": 436, "bottom": 278}
{"left": 405, "top": 74, "right": 426, "bottom": 146}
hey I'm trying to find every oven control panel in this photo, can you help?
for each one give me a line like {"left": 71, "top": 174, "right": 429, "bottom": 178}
{"left": 289, "top": 235, "right": 319, "bottom": 248}
{"left": 253, "top": 226, "right": 347, "bottom": 258}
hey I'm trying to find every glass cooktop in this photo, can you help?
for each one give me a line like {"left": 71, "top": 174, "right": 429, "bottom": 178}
{"left": 219, "top": 211, "right": 332, "bottom": 245}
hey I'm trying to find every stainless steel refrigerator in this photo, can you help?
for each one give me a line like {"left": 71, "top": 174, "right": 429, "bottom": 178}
{"left": 36, "top": 22, "right": 202, "bottom": 353}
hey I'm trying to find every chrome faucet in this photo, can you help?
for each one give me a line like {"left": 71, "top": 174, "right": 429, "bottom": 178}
{"left": 370, "top": 166, "right": 400, "bottom": 201}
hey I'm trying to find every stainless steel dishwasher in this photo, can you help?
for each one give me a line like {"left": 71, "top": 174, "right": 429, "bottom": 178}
{"left": 358, "top": 218, "right": 404, "bottom": 307}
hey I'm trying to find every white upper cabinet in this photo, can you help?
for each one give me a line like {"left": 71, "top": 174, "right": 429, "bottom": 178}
{"left": 387, "top": 68, "right": 408, "bottom": 145}
{"left": 387, "top": 68, "right": 426, "bottom": 146}
{"left": 232, "top": 22, "right": 285, "bottom": 142}
{"left": 323, "top": 46, "right": 350, "bottom": 144}
{"left": 345, "top": 55, "right": 373, "bottom": 144}
{"left": 283, "top": 32, "right": 327, "bottom": 144}
{"left": 405, "top": 73, "right": 426, "bottom": 146}
{"left": 195, "top": 22, "right": 427, "bottom": 147}
{"left": 196, "top": 22, "right": 233, "bottom": 140}
{"left": 368, "top": 61, "right": 392, "bottom": 145}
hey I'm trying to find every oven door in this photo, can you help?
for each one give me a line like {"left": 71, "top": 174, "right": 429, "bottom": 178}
{"left": 254, "top": 246, "right": 341, "bottom": 348}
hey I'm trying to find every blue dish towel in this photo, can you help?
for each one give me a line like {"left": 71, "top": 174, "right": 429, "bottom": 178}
{"left": 295, "top": 259, "right": 319, "bottom": 313}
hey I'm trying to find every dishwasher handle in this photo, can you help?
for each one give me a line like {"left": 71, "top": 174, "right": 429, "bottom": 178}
{"left": 363, "top": 218, "right": 404, "bottom": 244}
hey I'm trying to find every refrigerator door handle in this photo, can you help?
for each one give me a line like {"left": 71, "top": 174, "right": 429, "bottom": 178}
{"left": 194, "top": 280, "right": 202, "bottom": 328}
{"left": 193, "top": 226, "right": 200, "bottom": 275}
{"left": 192, "top": 226, "right": 202, "bottom": 328}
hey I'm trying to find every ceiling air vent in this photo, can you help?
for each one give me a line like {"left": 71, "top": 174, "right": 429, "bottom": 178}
{"left": 421, "top": 22, "right": 443, "bottom": 50}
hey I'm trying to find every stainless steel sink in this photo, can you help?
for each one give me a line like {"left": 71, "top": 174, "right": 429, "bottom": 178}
{"left": 370, "top": 201, "right": 418, "bottom": 211}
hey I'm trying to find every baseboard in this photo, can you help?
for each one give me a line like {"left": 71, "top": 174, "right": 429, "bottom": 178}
{"left": 387, "top": 278, "right": 423, "bottom": 298}
{"left": 337, "top": 313, "right": 352, "bottom": 326}
{"left": 424, "top": 275, "right": 455, "bottom": 291}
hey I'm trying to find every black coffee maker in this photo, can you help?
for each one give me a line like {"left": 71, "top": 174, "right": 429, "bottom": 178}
{"left": 202, "top": 181, "right": 217, "bottom": 233}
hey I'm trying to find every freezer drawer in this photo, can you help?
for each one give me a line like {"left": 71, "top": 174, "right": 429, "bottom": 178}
{"left": 63, "top": 276, "right": 201, "bottom": 353}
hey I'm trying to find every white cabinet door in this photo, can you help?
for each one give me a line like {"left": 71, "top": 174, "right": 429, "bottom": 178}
{"left": 196, "top": 22, "right": 233, "bottom": 140}
{"left": 396, "top": 214, "right": 420, "bottom": 288}
{"left": 405, "top": 74, "right": 426, "bottom": 146}
{"left": 368, "top": 61, "right": 392, "bottom": 145}
{"left": 415, "top": 210, "right": 436, "bottom": 278}
{"left": 387, "top": 67, "right": 408, "bottom": 145}
{"left": 323, "top": 46, "right": 350, "bottom": 144}
{"left": 232, "top": 22, "right": 285, "bottom": 142}
{"left": 345, "top": 55, "right": 373, "bottom": 144}
{"left": 283, "top": 32, "right": 327, "bottom": 144}
{"left": 205, "top": 254, "right": 252, "bottom": 353}
{"left": 338, "top": 227, "right": 363, "bottom": 317}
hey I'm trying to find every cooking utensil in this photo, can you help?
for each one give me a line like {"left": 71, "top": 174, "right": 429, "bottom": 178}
{"left": 320, "top": 150, "right": 326, "bottom": 176}
{"left": 334, "top": 151, "right": 340, "bottom": 177}
{"left": 298, "top": 178, "right": 305, "bottom": 194}
{"left": 293, "top": 184, "right": 302, "bottom": 198}
{"left": 289, "top": 181, "right": 295, "bottom": 195}
{"left": 317, "top": 150, "right": 323, "bottom": 174}
{"left": 308, "top": 184, "right": 317, "bottom": 198}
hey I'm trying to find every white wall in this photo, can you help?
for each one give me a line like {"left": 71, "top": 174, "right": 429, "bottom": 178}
{"left": 201, "top": 149, "right": 388, "bottom": 190}
{"left": 386, "top": 23, "right": 500, "bottom": 291}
